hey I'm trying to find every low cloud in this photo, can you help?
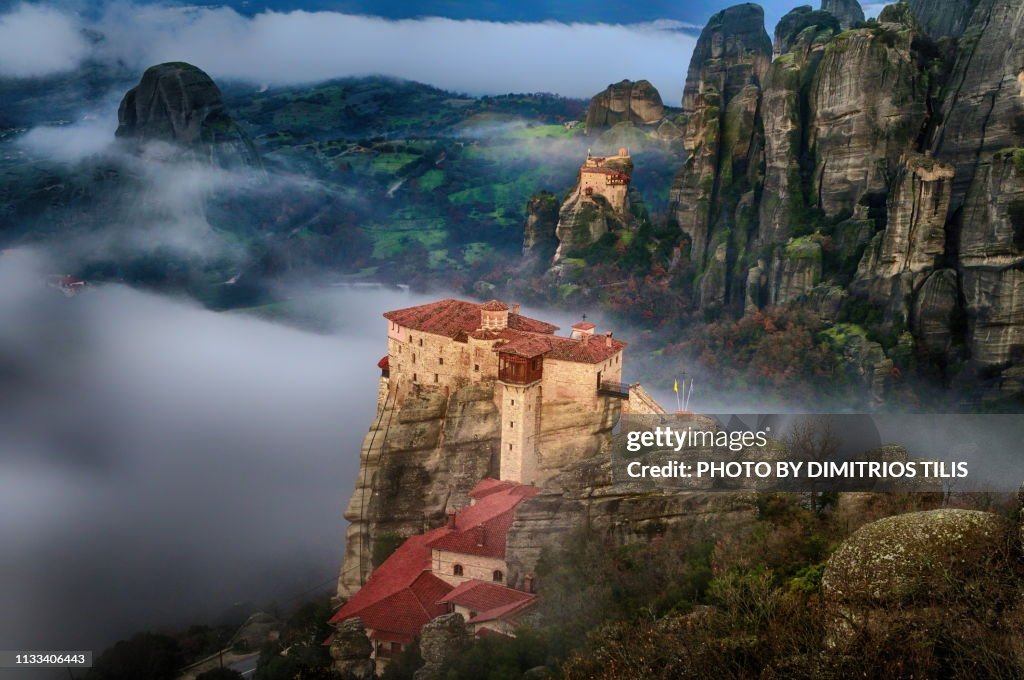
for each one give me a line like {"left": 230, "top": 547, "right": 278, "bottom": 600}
{"left": 0, "top": 1, "right": 696, "bottom": 101}
{"left": 0, "top": 3, "right": 90, "bottom": 78}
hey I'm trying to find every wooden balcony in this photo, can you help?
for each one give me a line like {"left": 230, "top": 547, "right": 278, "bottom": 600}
{"left": 598, "top": 380, "right": 629, "bottom": 399}
{"left": 498, "top": 354, "right": 543, "bottom": 385}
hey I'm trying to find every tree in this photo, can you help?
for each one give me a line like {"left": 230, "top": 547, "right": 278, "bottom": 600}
{"left": 87, "top": 633, "right": 184, "bottom": 680}
{"left": 784, "top": 416, "right": 840, "bottom": 514}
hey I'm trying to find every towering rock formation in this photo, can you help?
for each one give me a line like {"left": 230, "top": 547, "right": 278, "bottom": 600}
{"left": 551, "top": 148, "right": 636, "bottom": 263}
{"left": 116, "top": 62, "right": 260, "bottom": 166}
{"left": 820, "top": 0, "right": 865, "bottom": 29}
{"left": 959, "top": 150, "right": 1024, "bottom": 377}
{"left": 808, "top": 4, "right": 929, "bottom": 219}
{"left": 521, "top": 192, "right": 560, "bottom": 263}
{"left": 931, "top": 0, "right": 1024, "bottom": 213}
{"left": 907, "top": 0, "right": 980, "bottom": 38}
{"left": 585, "top": 80, "right": 665, "bottom": 134}
{"left": 773, "top": 6, "right": 840, "bottom": 56}
{"left": 668, "top": 2, "right": 771, "bottom": 307}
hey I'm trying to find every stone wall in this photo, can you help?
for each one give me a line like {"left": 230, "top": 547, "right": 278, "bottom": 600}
{"left": 432, "top": 549, "right": 507, "bottom": 586}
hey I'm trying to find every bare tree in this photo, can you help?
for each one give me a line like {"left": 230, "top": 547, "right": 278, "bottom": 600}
{"left": 784, "top": 416, "right": 840, "bottom": 514}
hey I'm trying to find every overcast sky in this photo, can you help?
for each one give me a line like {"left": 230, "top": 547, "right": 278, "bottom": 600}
{"left": 0, "top": 2, "right": 697, "bottom": 101}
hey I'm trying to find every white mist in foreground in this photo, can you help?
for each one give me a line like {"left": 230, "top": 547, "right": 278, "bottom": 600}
{"left": 0, "top": 253, "right": 443, "bottom": 653}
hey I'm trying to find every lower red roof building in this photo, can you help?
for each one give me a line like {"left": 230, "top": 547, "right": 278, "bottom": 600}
{"left": 328, "top": 479, "right": 539, "bottom": 671}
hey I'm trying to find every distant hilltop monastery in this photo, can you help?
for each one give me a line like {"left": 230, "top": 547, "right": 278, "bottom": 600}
{"left": 380, "top": 297, "right": 627, "bottom": 485}
{"left": 578, "top": 147, "right": 631, "bottom": 213}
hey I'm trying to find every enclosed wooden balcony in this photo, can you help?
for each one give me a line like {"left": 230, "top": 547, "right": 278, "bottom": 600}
{"left": 498, "top": 354, "right": 543, "bottom": 385}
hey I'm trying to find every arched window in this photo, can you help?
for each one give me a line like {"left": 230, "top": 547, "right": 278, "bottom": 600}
{"left": 492, "top": 570, "right": 503, "bottom": 583}
{"left": 453, "top": 564, "right": 464, "bottom": 576}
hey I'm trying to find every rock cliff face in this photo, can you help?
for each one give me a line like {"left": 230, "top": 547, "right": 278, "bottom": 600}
{"left": 337, "top": 383, "right": 500, "bottom": 597}
{"left": 662, "top": 0, "right": 1023, "bottom": 403}
{"left": 522, "top": 191, "right": 560, "bottom": 263}
{"left": 668, "top": 3, "right": 771, "bottom": 300}
{"left": 907, "top": 0, "right": 980, "bottom": 38}
{"left": 808, "top": 9, "right": 929, "bottom": 219}
{"left": 585, "top": 80, "right": 665, "bottom": 134}
{"left": 931, "top": 0, "right": 1024, "bottom": 212}
{"left": 820, "top": 0, "right": 865, "bottom": 29}
{"left": 116, "top": 62, "right": 260, "bottom": 166}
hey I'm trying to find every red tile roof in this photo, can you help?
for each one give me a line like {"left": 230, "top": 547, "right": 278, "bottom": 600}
{"left": 377, "top": 355, "right": 389, "bottom": 370}
{"left": 475, "top": 627, "right": 513, "bottom": 640}
{"left": 494, "top": 330, "right": 626, "bottom": 364}
{"left": 468, "top": 478, "right": 517, "bottom": 499}
{"left": 330, "top": 482, "right": 539, "bottom": 641}
{"left": 427, "top": 485, "right": 540, "bottom": 559}
{"left": 384, "top": 299, "right": 557, "bottom": 339}
{"left": 330, "top": 526, "right": 453, "bottom": 639}
{"left": 480, "top": 299, "right": 509, "bottom": 311}
{"left": 572, "top": 321, "right": 596, "bottom": 331}
{"left": 438, "top": 580, "right": 536, "bottom": 617}
{"left": 469, "top": 596, "right": 537, "bottom": 624}
{"left": 383, "top": 298, "right": 625, "bottom": 365}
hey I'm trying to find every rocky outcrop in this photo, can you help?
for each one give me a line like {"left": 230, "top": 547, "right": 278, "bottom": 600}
{"left": 585, "top": 80, "right": 665, "bottom": 134}
{"left": 808, "top": 9, "right": 929, "bottom": 219}
{"left": 522, "top": 191, "right": 560, "bottom": 263}
{"left": 932, "top": 0, "right": 1024, "bottom": 212}
{"left": 959, "top": 150, "right": 1024, "bottom": 369}
{"left": 822, "top": 509, "right": 1017, "bottom": 641}
{"left": 773, "top": 6, "right": 840, "bottom": 56}
{"left": 505, "top": 450, "right": 759, "bottom": 587}
{"left": 907, "top": 0, "right": 979, "bottom": 38}
{"left": 116, "top": 62, "right": 260, "bottom": 166}
{"left": 775, "top": 237, "right": 822, "bottom": 303}
{"left": 820, "top": 0, "right": 865, "bottom": 29}
{"left": 329, "top": 618, "right": 375, "bottom": 680}
{"left": 760, "top": 18, "right": 836, "bottom": 248}
{"left": 336, "top": 383, "right": 500, "bottom": 597}
{"left": 414, "top": 614, "right": 470, "bottom": 680}
{"left": 551, "top": 153, "right": 634, "bottom": 263}
{"left": 669, "top": 3, "right": 771, "bottom": 268}
{"left": 849, "top": 153, "right": 955, "bottom": 327}
{"left": 911, "top": 268, "right": 961, "bottom": 359}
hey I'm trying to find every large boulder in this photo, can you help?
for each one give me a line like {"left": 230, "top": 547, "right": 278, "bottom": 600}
{"left": 585, "top": 80, "right": 664, "bottom": 134}
{"left": 823, "top": 509, "right": 1015, "bottom": 608}
{"left": 329, "top": 618, "right": 375, "bottom": 680}
{"left": 413, "top": 613, "right": 470, "bottom": 680}
{"left": 116, "top": 62, "right": 260, "bottom": 166}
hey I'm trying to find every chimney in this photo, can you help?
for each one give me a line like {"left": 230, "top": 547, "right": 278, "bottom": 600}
{"left": 523, "top": 574, "right": 534, "bottom": 594}
{"left": 447, "top": 511, "right": 457, "bottom": 530}
{"left": 511, "top": 303, "right": 521, "bottom": 315}
{"left": 605, "top": 331, "right": 613, "bottom": 348}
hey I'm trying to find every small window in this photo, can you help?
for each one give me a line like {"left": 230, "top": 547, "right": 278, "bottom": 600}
{"left": 419, "top": 338, "right": 423, "bottom": 347}
{"left": 474, "top": 364, "right": 480, "bottom": 372}
{"left": 412, "top": 353, "right": 416, "bottom": 364}
{"left": 492, "top": 570, "right": 503, "bottom": 583}
{"left": 439, "top": 357, "right": 443, "bottom": 365}
{"left": 413, "top": 373, "right": 417, "bottom": 382}
{"left": 510, "top": 421, "right": 514, "bottom": 428}
{"left": 434, "top": 374, "right": 439, "bottom": 383}
{"left": 508, "top": 444, "right": 512, "bottom": 451}
{"left": 453, "top": 564, "right": 464, "bottom": 576}
{"left": 511, "top": 399, "right": 515, "bottom": 406}
{"left": 408, "top": 334, "right": 412, "bottom": 342}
